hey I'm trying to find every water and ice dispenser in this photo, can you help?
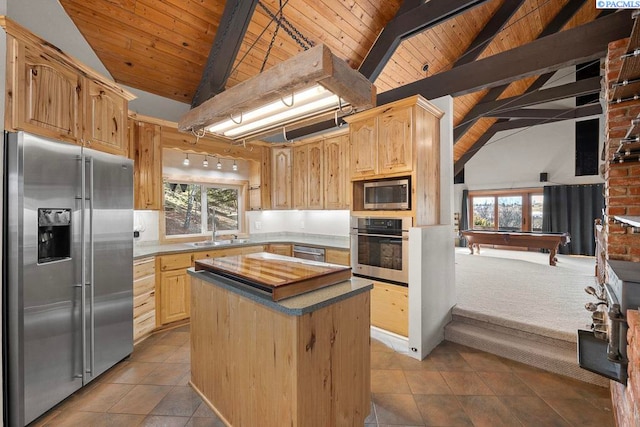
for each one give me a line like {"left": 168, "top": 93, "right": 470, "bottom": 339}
{"left": 37, "top": 208, "right": 71, "bottom": 263}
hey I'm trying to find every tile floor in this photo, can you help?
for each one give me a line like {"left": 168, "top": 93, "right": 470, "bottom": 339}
{"left": 31, "top": 325, "right": 615, "bottom": 427}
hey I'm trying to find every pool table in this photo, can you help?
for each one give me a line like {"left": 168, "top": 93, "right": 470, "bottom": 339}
{"left": 460, "top": 230, "right": 571, "bottom": 266}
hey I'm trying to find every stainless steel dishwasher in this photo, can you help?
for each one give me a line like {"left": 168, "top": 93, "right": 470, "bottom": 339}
{"left": 292, "top": 245, "right": 325, "bottom": 262}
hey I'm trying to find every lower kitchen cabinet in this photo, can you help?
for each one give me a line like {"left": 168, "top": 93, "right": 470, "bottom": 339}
{"left": 133, "top": 257, "right": 156, "bottom": 342}
{"left": 370, "top": 281, "right": 408, "bottom": 337}
{"left": 325, "top": 248, "right": 350, "bottom": 266}
{"left": 159, "top": 269, "right": 191, "bottom": 325}
{"left": 266, "top": 244, "right": 292, "bottom": 257}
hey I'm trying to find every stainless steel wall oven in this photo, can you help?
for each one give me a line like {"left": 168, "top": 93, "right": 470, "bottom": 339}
{"left": 350, "top": 216, "right": 411, "bottom": 284}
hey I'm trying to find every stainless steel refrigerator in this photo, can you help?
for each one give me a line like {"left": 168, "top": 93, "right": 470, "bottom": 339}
{"left": 3, "top": 131, "right": 134, "bottom": 426}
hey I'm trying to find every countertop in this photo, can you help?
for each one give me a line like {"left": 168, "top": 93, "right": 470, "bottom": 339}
{"left": 188, "top": 267, "right": 372, "bottom": 316}
{"left": 134, "top": 232, "right": 350, "bottom": 259}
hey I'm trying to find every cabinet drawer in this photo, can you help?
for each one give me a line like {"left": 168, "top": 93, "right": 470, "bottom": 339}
{"left": 193, "top": 245, "right": 265, "bottom": 261}
{"left": 134, "top": 257, "right": 155, "bottom": 279}
{"left": 159, "top": 253, "right": 193, "bottom": 271}
{"left": 325, "top": 248, "right": 350, "bottom": 266}
{"left": 370, "top": 281, "right": 408, "bottom": 337}
{"left": 134, "top": 290, "right": 155, "bottom": 318}
{"left": 134, "top": 274, "right": 155, "bottom": 297}
{"left": 134, "top": 310, "right": 156, "bottom": 342}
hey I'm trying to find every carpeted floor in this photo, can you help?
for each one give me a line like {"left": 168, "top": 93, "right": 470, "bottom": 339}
{"left": 454, "top": 247, "right": 596, "bottom": 342}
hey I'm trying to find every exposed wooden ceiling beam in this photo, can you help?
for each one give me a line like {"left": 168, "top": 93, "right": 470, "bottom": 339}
{"left": 358, "top": 0, "right": 490, "bottom": 81}
{"left": 457, "top": 76, "right": 601, "bottom": 126}
{"left": 191, "top": 0, "right": 259, "bottom": 108}
{"left": 454, "top": 0, "right": 526, "bottom": 67}
{"left": 486, "top": 104, "right": 602, "bottom": 119}
{"left": 453, "top": 103, "right": 604, "bottom": 174}
{"left": 379, "top": 9, "right": 632, "bottom": 105}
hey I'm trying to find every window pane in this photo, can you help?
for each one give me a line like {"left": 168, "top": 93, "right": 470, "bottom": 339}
{"left": 530, "top": 194, "right": 544, "bottom": 231}
{"left": 164, "top": 182, "right": 202, "bottom": 235}
{"left": 497, "top": 196, "right": 522, "bottom": 231}
{"left": 472, "top": 197, "right": 495, "bottom": 229}
{"left": 207, "top": 188, "right": 239, "bottom": 232}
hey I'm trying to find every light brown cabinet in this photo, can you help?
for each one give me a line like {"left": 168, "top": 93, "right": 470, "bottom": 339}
{"left": 349, "top": 106, "right": 412, "bottom": 178}
{"left": 323, "top": 134, "right": 350, "bottom": 209}
{"left": 292, "top": 141, "right": 323, "bottom": 209}
{"left": 370, "top": 281, "right": 408, "bottom": 337}
{"left": 133, "top": 120, "right": 163, "bottom": 210}
{"left": 266, "top": 244, "right": 293, "bottom": 257}
{"left": 82, "top": 78, "right": 129, "bottom": 156}
{"left": 133, "top": 257, "right": 156, "bottom": 342}
{"left": 3, "top": 20, "right": 135, "bottom": 156}
{"left": 325, "top": 248, "right": 350, "bottom": 266}
{"left": 271, "top": 147, "right": 292, "bottom": 209}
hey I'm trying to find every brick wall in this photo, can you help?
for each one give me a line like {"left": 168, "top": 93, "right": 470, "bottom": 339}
{"left": 604, "top": 38, "right": 640, "bottom": 263}
{"left": 605, "top": 39, "right": 640, "bottom": 426}
{"left": 611, "top": 310, "right": 640, "bottom": 426}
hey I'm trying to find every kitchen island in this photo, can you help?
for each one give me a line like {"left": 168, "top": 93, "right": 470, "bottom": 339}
{"left": 188, "top": 252, "right": 372, "bottom": 427}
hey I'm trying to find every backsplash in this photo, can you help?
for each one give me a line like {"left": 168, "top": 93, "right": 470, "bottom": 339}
{"left": 134, "top": 210, "right": 159, "bottom": 243}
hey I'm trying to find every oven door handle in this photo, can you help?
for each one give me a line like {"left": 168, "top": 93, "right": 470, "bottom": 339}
{"left": 351, "top": 232, "right": 408, "bottom": 240}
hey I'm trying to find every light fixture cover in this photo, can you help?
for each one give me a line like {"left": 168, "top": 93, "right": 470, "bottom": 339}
{"left": 232, "top": 160, "right": 238, "bottom": 171}
{"left": 203, "top": 156, "right": 209, "bottom": 167}
{"left": 216, "top": 159, "right": 222, "bottom": 170}
{"left": 183, "top": 154, "right": 190, "bottom": 166}
{"left": 178, "top": 44, "right": 376, "bottom": 141}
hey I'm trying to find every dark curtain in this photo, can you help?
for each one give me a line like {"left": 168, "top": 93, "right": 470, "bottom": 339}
{"left": 542, "top": 184, "right": 604, "bottom": 255}
{"left": 459, "top": 189, "right": 469, "bottom": 247}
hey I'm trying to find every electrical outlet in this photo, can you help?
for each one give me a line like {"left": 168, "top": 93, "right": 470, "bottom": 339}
{"left": 255, "top": 221, "right": 262, "bottom": 230}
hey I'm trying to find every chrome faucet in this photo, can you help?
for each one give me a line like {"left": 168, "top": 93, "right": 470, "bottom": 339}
{"left": 211, "top": 208, "right": 216, "bottom": 240}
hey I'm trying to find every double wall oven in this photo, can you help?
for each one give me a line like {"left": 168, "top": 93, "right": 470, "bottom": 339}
{"left": 350, "top": 217, "right": 412, "bottom": 285}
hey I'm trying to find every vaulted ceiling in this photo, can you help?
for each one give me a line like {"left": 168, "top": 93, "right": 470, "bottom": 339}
{"left": 59, "top": 0, "right": 620, "bottom": 169}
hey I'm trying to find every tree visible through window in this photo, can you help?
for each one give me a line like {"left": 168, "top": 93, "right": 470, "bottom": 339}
{"left": 469, "top": 190, "right": 542, "bottom": 232}
{"left": 164, "top": 181, "right": 242, "bottom": 237}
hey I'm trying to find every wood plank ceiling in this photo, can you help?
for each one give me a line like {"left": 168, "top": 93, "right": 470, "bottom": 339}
{"left": 59, "top": 0, "right": 602, "bottom": 164}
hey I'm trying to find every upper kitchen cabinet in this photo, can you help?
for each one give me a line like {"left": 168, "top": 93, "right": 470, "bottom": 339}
{"left": 271, "top": 147, "right": 292, "bottom": 210}
{"left": 2, "top": 18, "right": 135, "bottom": 155}
{"left": 323, "top": 132, "right": 350, "bottom": 210}
{"left": 346, "top": 96, "right": 443, "bottom": 225}
{"left": 292, "top": 141, "right": 323, "bottom": 210}
{"left": 132, "top": 120, "right": 163, "bottom": 210}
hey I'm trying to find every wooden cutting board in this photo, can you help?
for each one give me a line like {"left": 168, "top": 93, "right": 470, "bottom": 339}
{"left": 194, "top": 252, "right": 352, "bottom": 301}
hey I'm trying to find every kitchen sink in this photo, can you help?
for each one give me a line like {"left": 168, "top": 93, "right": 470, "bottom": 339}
{"left": 231, "top": 238, "right": 249, "bottom": 244}
{"left": 188, "top": 239, "right": 232, "bottom": 247}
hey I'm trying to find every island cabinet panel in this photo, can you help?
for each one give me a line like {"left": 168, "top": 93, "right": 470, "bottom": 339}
{"left": 271, "top": 147, "right": 292, "bottom": 209}
{"left": 133, "top": 257, "right": 156, "bottom": 342}
{"left": 190, "top": 277, "right": 371, "bottom": 427}
{"left": 82, "top": 78, "right": 128, "bottom": 156}
{"left": 349, "top": 117, "right": 377, "bottom": 179}
{"left": 378, "top": 106, "right": 412, "bottom": 175}
{"left": 370, "top": 281, "right": 408, "bottom": 337}
{"left": 11, "top": 36, "right": 81, "bottom": 143}
{"left": 323, "top": 134, "right": 350, "bottom": 209}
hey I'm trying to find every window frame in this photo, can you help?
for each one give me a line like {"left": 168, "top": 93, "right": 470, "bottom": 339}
{"left": 467, "top": 188, "right": 543, "bottom": 232}
{"left": 160, "top": 175, "right": 249, "bottom": 243}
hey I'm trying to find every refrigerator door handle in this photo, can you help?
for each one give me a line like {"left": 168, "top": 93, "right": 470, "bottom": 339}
{"left": 88, "top": 156, "right": 95, "bottom": 377}
{"left": 80, "top": 154, "right": 88, "bottom": 383}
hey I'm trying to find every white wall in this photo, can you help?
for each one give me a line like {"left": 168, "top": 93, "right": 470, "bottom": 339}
{"left": 454, "top": 67, "right": 604, "bottom": 214}
{"left": 7, "top": 0, "right": 189, "bottom": 122}
{"left": 246, "top": 210, "right": 350, "bottom": 236}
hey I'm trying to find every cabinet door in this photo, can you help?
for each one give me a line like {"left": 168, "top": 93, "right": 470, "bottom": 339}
{"left": 134, "top": 121, "right": 163, "bottom": 210}
{"left": 83, "top": 79, "right": 128, "bottom": 156}
{"left": 324, "top": 134, "right": 349, "bottom": 209}
{"left": 325, "top": 248, "right": 350, "bottom": 266}
{"left": 292, "top": 145, "right": 308, "bottom": 209}
{"left": 267, "top": 244, "right": 292, "bottom": 257}
{"left": 307, "top": 141, "right": 324, "bottom": 209}
{"left": 378, "top": 106, "right": 413, "bottom": 174}
{"left": 14, "top": 40, "right": 81, "bottom": 142}
{"left": 271, "top": 148, "right": 292, "bottom": 209}
{"left": 159, "top": 269, "right": 190, "bottom": 325}
{"left": 370, "top": 281, "right": 408, "bottom": 337}
{"left": 350, "top": 117, "right": 377, "bottom": 178}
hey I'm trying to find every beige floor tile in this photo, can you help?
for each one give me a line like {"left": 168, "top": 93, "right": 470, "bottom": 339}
{"left": 140, "top": 363, "right": 190, "bottom": 386}
{"left": 43, "top": 411, "right": 145, "bottom": 427}
{"left": 165, "top": 346, "right": 191, "bottom": 364}
{"left": 130, "top": 345, "right": 182, "bottom": 363}
{"left": 108, "top": 384, "right": 172, "bottom": 415}
{"left": 425, "top": 348, "right": 474, "bottom": 371}
{"left": 458, "top": 395, "right": 524, "bottom": 427}
{"left": 477, "top": 371, "right": 535, "bottom": 396}
{"left": 372, "top": 339, "right": 395, "bottom": 353}
{"left": 544, "top": 397, "right": 616, "bottom": 426}
{"left": 101, "top": 361, "right": 159, "bottom": 384}
{"left": 459, "top": 351, "right": 512, "bottom": 372}
{"left": 140, "top": 415, "right": 190, "bottom": 427}
{"left": 371, "top": 369, "right": 411, "bottom": 394}
{"left": 403, "top": 370, "right": 452, "bottom": 395}
{"left": 440, "top": 371, "right": 494, "bottom": 395}
{"left": 185, "top": 417, "right": 226, "bottom": 427}
{"left": 515, "top": 371, "right": 587, "bottom": 399}
{"left": 156, "top": 332, "right": 190, "bottom": 347}
{"left": 62, "top": 382, "right": 134, "bottom": 412}
{"left": 150, "top": 386, "right": 202, "bottom": 417}
{"left": 372, "top": 393, "right": 424, "bottom": 425}
{"left": 413, "top": 394, "right": 473, "bottom": 426}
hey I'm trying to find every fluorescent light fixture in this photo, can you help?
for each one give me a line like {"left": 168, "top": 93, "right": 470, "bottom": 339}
{"left": 178, "top": 44, "right": 376, "bottom": 142}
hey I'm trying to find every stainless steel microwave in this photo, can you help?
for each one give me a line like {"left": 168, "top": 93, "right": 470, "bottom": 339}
{"left": 363, "top": 178, "right": 410, "bottom": 210}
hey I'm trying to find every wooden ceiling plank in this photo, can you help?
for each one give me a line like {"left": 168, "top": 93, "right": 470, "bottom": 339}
{"left": 378, "top": 4, "right": 627, "bottom": 105}
{"left": 358, "top": 0, "right": 490, "bottom": 80}
{"left": 191, "top": 0, "right": 259, "bottom": 108}
{"left": 455, "top": 0, "right": 527, "bottom": 66}
{"left": 135, "top": 0, "right": 221, "bottom": 35}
